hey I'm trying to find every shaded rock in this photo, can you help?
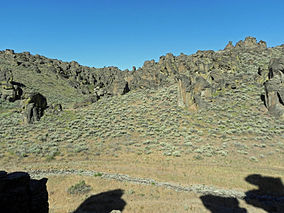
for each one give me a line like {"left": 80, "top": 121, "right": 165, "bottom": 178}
{"left": 109, "top": 78, "right": 130, "bottom": 96}
{"left": 268, "top": 58, "right": 284, "bottom": 80}
{"left": 0, "top": 68, "right": 23, "bottom": 102}
{"left": 264, "top": 58, "right": 284, "bottom": 118}
{"left": 177, "top": 74, "right": 212, "bottom": 111}
{"left": 264, "top": 78, "right": 284, "bottom": 118}
{"left": 0, "top": 171, "right": 48, "bottom": 213}
{"left": 23, "top": 93, "right": 47, "bottom": 123}
{"left": 177, "top": 74, "right": 192, "bottom": 109}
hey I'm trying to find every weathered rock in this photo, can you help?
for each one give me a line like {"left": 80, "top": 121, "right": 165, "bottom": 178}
{"left": 177, "top": 74, "right": 193, "bottom": 109}
{"left": 268, "top": 58, "right": 284, "bottom": 80}
{"left": 224, "top": 41, "right": 234, "bottom": 50}
{"left": 0, "top": 171, "right": 48, "bottom": 213}
{"left": 226, "top": 37, "right": 267, "bottom": 50}
{"left": 0, "top": 68, "right": 23, "bottom": 102}
{"left": 264, "top": 58, "right": 284, "bottom": 118}
{"left": 264, "top": 78, "right": 284, "bottom": 118}
{"left": 109, "top": 77, "right": 130, "bottom": 96}
{"left": 23, "top": 93, "right": 47, "bottom": 123}
{"left": 177, "top": 74, "right": 212, "bottom": 111}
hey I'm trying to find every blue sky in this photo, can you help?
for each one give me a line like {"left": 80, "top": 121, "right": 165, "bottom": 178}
{"left": 1, "top": 0, "right": 284, "bottom": 70}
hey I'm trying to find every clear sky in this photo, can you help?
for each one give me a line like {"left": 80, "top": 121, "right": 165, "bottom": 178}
{"left": 1, "top": 0, "right": 284, "bottom": 70}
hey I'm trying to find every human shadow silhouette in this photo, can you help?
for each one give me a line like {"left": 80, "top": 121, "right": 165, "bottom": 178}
{"left": 244, "top": 174, "right": 284, "bottom": 213}
{"left": 200, "top": 174, "right": 284, "bottom": 213}
{"left": 200, "top": 195, "right": 247, "bottom": 213}
{"left": 73, "top": 189, "right": 126, "bottom": 213}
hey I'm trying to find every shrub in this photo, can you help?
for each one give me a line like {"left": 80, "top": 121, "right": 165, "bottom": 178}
{"left": 67, "top": 180, "right": 92, "bottom": 195}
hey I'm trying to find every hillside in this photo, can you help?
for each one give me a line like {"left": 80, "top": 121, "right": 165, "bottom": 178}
{"left": 0, "top": 37, "right": 284, "bottom": 212}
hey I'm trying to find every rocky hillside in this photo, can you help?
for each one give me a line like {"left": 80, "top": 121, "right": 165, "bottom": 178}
{"left": 0, "top": 37, "right": 283, "bottom": 161}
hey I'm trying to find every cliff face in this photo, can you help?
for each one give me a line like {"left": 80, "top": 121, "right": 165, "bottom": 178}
{"left": 0, "top": 171, "right": 48, "bottom": 213}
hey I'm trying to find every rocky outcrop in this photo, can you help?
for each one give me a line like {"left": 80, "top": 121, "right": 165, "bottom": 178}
{"left": 264, "top": 58, "right": 284, "bottom": 118}
{"left": 0, "top": 68, "right": 23, "bottom": 102}
{"left": 177, "top": 74, "right": 213, "bottom": 111}
{"left": 0, "top": 171, "right": 48, "bottom": 213}
{"left": 224, "top": 36, "right": 267, "bottom": 50}
{"left": 23, "top": 93, "right": 48, "bottom": 124}
{"left": 0, "top": 36, "right": 277, "bottom": 115}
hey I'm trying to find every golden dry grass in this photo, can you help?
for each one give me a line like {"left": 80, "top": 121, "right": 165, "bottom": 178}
{"left": 2, "top": 151, "right": 283, "bottom": 212}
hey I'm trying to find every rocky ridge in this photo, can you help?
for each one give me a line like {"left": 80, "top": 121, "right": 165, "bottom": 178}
{"left": 1, "top": 37, "right": 284, "bottom": 119}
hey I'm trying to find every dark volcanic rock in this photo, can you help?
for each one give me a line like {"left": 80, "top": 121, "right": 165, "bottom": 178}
{"left": 0, "top": 171, "right": 48, "bottom": 213}
{"left": 224, "top": 37, "right": 267, "bottom": 51}
{"left": 0, "top": 36, "right": 279, "bottom": 117}
{"left": 264, "top": 58, "right": 284, "bottom": 118}
{"left": 0, "top": 68, "right": 23, "bottom": 102}
{"left": 23, "top": 93, "right": 48, "bottom": 123}
{"left": 177, "top": 74, "right": 212, "bottom": 111}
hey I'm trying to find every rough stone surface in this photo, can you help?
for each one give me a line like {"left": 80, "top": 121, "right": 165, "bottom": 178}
{"left": 0, "top": 68, "right": 23, "bottom": 102}
{"left": 0, "top": 171, "right": 48, "bottom": 213}
{"left": 264, "top": 58, "right": 284, "bottom": 118}
{"left": 0, "top": 37, "right": 281, "bottom": 117}
{"left": 23, "top": 93, "right": 48, "bottom": 123}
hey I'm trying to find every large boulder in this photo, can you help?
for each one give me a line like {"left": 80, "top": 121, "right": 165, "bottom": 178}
{"left": 23, "top": 93, "right": 47, "bottom": 124}
{"left": 0, "top": 68, "right": 23, "bottom": 102}
{"left": 268, "top": 58, "right": 284, "bottom": 79}
{"left": 0, "top": 171, "right": 48, "bottom": 213}
{"left": 109, "top": 77, "right": 130, "bottom": 96}
{"left": 177, "top": 74, "right": 212, "bottom": 111}
{"left": 264, "top": 58, "right": 284, "bottom": 118}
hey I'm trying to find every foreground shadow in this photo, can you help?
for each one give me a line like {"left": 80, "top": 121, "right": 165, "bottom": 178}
{"left": 200, "top": 195, "right": 247, "bottom": 213}
{"left": 73, "top": 189, "right": 126, "bottom": 213}
{"left": 200, "top": 174, "right": 284, "bottom": 213}
{"left": 245, "top": 174, "right": 284, "bottom": 213}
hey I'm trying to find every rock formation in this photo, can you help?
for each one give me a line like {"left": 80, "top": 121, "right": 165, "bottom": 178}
{"left": 264, "top": 58, "right": 284, "bottom": 118}
{"left": 0, "top": 171, "right": 48, "bottom": 213}
{"left": 0, "top": 68, "right": 23, "bottom": 102}
{"left": 0, "top": 36, "right": 282, "bottom": 119}
{"left": 22, "top": 93, "right": 48, "bottom": 124}
{"left": 177, "top": 74, "right": 212, "bottom": 111}
{"left": 224, "top": 36, "right": 267, "bottom": 50}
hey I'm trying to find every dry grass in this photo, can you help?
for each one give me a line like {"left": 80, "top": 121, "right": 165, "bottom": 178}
{"left": 46, "top": 174, "right": 267, "bottom": 213}
{"left": 2, "top": 150, "right": 283, "bottom": 212}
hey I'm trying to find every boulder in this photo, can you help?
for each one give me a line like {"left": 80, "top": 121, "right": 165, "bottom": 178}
{"left": 0, "top": 68, "right": 23, "bottom": 102}
{"left": 268, "top": 58, "right": 284, "bottom": 80}
{"left": 0, "top": 171, "right": 48, "bottom": 213}
{"left": 264, "top": 58, "right": 284, "bottom": 118}
{"left": 109, "top": 78, "right": 130, "bottom": 96}
{"left": 23, "top": 93, "right": 47, "bottom": 124}
{"left": 177, "top": 74, "right": 212, "bottom": 111}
